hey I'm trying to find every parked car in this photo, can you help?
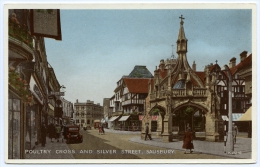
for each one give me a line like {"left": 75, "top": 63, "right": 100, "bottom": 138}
{"left": 63, "top": 124, "right": 83, "bottom": 144}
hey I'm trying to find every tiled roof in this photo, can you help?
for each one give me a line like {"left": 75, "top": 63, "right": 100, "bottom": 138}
{"left": 230, "top": 54, "right": 252, "bottom": 75}
{"left": 173, "top": 79, "right": 185, "bottom": 89}
{"left": 195, "top": 71, "right": 206, "bottom": 84}
{"left": 123, "top": 78, "right": 150, "bottom": 93}
{"left": 128, "top": 65, "right": 153, "bottom": 78}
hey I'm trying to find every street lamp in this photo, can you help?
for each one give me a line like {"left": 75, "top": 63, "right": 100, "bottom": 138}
{"left": 222, "top": 65, "right": 234, "bottom": 153}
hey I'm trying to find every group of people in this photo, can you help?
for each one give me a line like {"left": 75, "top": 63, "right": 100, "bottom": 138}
{"left": 40, "top": 123, "right": 63, "bottom": 147}
{"left": 144, "top": 122, "right": 239, "bottom": 154}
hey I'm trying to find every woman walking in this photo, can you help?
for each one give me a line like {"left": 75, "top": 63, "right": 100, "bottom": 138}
{"left": 182, "top": 128, "right": 194, "bottom": 154}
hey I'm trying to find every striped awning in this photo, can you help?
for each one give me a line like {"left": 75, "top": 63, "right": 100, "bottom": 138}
{"left": 239, "top": 107, "right": 252, "bottom": 121}
{"left": 118, "top": 115, "right": 130, "bottom": 122}
{"left": 222, "top": 113, "right": 244, "bottom": 121}
{"left": 108, "top": 116, "right": 119, "bottom": 122}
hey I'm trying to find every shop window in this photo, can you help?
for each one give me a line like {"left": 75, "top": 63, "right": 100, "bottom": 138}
{"left": 8, "top": 94, "right": 21, "bottom": 159}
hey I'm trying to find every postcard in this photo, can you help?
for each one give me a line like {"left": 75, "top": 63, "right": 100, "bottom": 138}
{"left": 3, "top": 2, "right": 258, "bottom": 165}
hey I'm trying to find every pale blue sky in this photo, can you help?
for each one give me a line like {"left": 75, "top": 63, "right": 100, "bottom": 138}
{"left": 45, "top": 9, "right": 252, "bottom": 105}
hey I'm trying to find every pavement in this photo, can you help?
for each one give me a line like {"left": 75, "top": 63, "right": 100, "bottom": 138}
{"left": 105, "top": 129, "right": 252, "bottom": 159}
{"left": 25, "top": 137, "right": 74, "bottom": 159}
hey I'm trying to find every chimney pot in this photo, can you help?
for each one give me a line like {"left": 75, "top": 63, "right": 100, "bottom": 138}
{"left": 240, "top": 51, "right": 248, "bottom": 62}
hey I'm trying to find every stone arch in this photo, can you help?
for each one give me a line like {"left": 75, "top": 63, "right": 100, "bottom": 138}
{"left": 148, "top": 104, "right": 166, "bottom": 135}
{"left": 172, "top": 101, "right": 208, "bottom": 135}
{"left": 149, "top": 104, "right": 166, "bottom": 116}
{"left": 173, "top": 101, "right": 208, "bottom": 114}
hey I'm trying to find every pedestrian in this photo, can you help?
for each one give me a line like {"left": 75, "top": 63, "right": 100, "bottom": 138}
{"left": 55, "top": 124, "right": 61, "bottom": 142}
{"left": 41, "top": 123, "right": 47, "bottom": 147}
{"left": 48, "top": 123, "right": 56, "bottom": 142}
{"left": 182, "top": 128, "right": 194, "bottom": 154}
{"left": 232, "top": 123, "right": 238, "bottom": 144}
{"left": 101, "top": 124, "right": 105, "bottom": 134}
{"left": 98, "top": 124, "right": 103, "bottom": 135}
{"left": 132, "top": 123, "right": 135, "bottom": 132}
{"left": 144, "top": 123, "right": 152, "bottom": 140}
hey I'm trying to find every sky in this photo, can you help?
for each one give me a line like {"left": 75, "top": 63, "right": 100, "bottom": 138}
{"left": 44, "top": 8, "right": 253, "bottom": 105}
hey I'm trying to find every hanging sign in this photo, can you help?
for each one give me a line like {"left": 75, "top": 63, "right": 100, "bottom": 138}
{"left": 30, "top": 9, "right": 62, "bottom": 40}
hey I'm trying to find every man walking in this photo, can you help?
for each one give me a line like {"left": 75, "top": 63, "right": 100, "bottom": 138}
{"left": 232, "top": 123, "right": 238, "bottom": 144}
{"left": 144, "top": 123, "right": 152, "bottom": 140}
{"left": 41, "top": 123, "right": 47, "bottom": 147}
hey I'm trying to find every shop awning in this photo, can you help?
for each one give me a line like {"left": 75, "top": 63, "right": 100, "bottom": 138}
{"left": 118, "top": 115, "right": 130, "bottom": 122}
{"left": 239, "top": 107, "right": 252, "bottom": 121}
{"left": 108, "top": 116, "right": 119, "bottom": 122}
{"left": 221, "top": 113, "right": 244, "bottom": 121}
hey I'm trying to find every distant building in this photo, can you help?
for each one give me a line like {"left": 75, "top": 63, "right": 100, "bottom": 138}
{"left": 60, "top": 97, "right": 74, "bottom": 125}
{"left": 108, "top": 65, "right": 153, "bottom": 130}
{"left": 73, "top": 99, "right": 103, "bottom": 128}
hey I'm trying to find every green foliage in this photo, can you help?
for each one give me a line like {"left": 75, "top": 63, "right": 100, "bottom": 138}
{"left": 151, "top": 108, "right": 164, "bottom": 115}
{"left": 9, "top": 69, "right": 33, "bottom": 104}
{"left": 9, "top": 19, "right": 33, "bottom": 48}
{"left": 184, "top": 107, "right": 194, "bottom": 116}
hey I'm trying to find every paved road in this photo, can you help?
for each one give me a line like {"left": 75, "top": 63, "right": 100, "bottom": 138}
{"left": 66, "top": 129, "right": 226, "bottom": 159}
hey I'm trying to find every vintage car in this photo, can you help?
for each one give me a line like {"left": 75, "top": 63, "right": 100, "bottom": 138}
{"left": 63, "top": 124, "right": 83, "bottom": 144}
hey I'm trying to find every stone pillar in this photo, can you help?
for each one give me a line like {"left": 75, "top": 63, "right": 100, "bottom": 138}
{"left": 161, "top": 114, "right": 173, "bottom": 142}
{"left": 156, "top": 113, "right": 163, "bottom": 137}
{"left": 205, "top": 113, "right": 219, "bottom": 141}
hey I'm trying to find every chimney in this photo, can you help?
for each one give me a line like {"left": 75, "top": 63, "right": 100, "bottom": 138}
{"left": 192, "top": 61, "right": 196, "bottom": 71}
{"left": 159, "top": 59, "right": 165, "bottom": 71}
{"left": 76, "top": 99, "right": 78, "bottom": 103}
{"left": 229, "top": 57, "right": 236, "bottom": 68}
{"left": 240, "top": 51, "right": 248, "bottom": 62}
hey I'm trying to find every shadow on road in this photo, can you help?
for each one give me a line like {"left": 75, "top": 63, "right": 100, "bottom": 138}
{"left": 67, "top": 130, "right": 140, "bottom": 159}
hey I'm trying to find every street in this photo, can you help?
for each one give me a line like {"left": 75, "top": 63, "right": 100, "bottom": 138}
{"left": 66, "top": 129, "right": 227, "bottom": 159}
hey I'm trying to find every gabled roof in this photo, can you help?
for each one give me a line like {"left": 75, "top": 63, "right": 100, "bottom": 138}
{"left": 123, "top": 78, "right": 150, "bottom": 94}
{"left": 230, "top": 54, "right": 252, "bottom": 75}
{"left": 128, "top": 65, "right": 153, "bottom": 78}
{"left": 195, "top": 71, "right": 206, "bottom": 84}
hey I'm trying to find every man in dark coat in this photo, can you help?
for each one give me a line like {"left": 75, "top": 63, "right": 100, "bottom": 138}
{"left": 41, "top": 123, "right": 47, "bottom": 147}
{"left": 182, "top": 128, "right": 194, "bottom": 154}
{"left": 144, "top": 123, "right": 152, "bottom": 140}
{"left": 48, "top": 123, "right": 56, "bottom": 142}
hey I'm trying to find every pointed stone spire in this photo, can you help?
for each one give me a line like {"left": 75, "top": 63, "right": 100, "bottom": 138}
{"left": 178, "top": 15, "right": 187, "bottom": 41}
{"left": 176, "top": 15, "right": 188, "bottom": 53}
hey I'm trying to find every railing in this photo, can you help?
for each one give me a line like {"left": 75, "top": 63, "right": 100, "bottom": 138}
{"left": 150, "top": 88, "right": 207, "bottom": 100}
{"left": 122, "top": 99, "right": 145, "bottom": 106}
{"left": 113, "top": 125, "right": 142, "bottom": 131}
{"left": 172, "top": 89, "right": 185, "bottom": 96}
{"left": 193, "top": 88, "right": 207, "bottom": 96}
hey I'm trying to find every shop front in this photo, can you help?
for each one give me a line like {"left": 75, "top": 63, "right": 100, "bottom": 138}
{"left": 8, "top": 89, "right": 22, "bottom": 159}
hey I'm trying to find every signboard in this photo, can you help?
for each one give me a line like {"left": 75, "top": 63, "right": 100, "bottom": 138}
{"left": 29, "top": 75, "right": 44, "bottom": 105}
{"left": 30, "top": 9, "right": 62, "bottom": 40}
{"left": 50, "top": 91, "right": 65, "bottom": 96}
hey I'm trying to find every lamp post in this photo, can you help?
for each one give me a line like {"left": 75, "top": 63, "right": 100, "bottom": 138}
{"left": 222, "top": 65, "right": 234, "bottom": 153}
